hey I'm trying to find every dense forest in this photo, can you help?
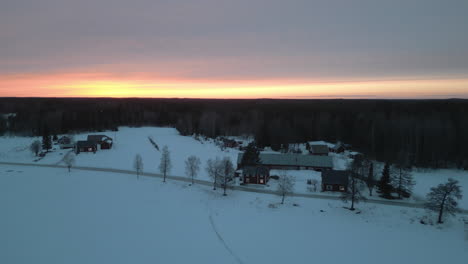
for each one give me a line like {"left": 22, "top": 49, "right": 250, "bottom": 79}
{"left": 0, "top": 98, "right": 467, "bottom": 169}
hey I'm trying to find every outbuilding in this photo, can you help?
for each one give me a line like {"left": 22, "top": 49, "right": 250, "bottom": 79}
{"left": 321, "top": 170, "right": 350, "bottom": 192}
{"left": 87, "top": 135, "right": 113, "bottom": 149}
{"left": 75, "top": 141, "right": 97, "bottom": 154}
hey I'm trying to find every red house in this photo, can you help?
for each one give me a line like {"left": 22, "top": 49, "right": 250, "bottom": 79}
{"left": 241, "top": 166, "right": 270, "bottom": 185}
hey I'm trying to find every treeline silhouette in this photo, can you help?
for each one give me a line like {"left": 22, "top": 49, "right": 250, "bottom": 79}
{"left": 0, "top": 98, "right": 467, "bottom": 169}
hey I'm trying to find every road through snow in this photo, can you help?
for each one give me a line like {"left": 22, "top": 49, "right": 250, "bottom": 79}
{"left": 1, "top": 161, "right": 467, "bottom": 214}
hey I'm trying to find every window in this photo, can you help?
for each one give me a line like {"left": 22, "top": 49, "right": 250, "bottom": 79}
{"left": 339, "top": 186, "right": 345, "bottom": 191}
{"left": 326, "top": 185, "right": 333, "bottom": 191}
{"left": 245, "top": 178, "right": 249, "bottom": 183}
{"left": 259, "top": 179, "right": 264, "bottom": 184}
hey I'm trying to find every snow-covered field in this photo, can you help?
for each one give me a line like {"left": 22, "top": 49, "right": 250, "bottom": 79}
{"left": 1, "top": 126, "right": 467, "bottom": 209}
{"left": 1, "top": 165, "right": 467, "bottom": 264}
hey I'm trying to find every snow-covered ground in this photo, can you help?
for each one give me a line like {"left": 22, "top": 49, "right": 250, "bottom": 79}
{"left": 1, "top": 165, "right": 467, "bottom": 264}
{"left": 1, "top": 126, "right": 467, "bottom": 209}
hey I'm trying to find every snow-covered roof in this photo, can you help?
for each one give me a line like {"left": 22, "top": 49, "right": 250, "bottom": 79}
{"left": 237, "top": 153, "right": 333, "bottom": 168}
{"left": 310, "top": 145, "right": 329, "bottom": 154}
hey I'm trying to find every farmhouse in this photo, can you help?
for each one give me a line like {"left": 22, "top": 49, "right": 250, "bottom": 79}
{"left": 237, "top": 153, "right": 333, "bottom": 171}
{"left": 87, "top": 135, "right": 113, "bottom": 149}
{"left": 75, "top": 141, "right": 97, "bottom": 154}
{"left": 309, "top": 144, "right": 329, "bottom": 156}
{"left": 321, "top": 170, "right": 351, "bottom": 192}
{"left": 241, "top": 166, "right": 270, "bottom": 185}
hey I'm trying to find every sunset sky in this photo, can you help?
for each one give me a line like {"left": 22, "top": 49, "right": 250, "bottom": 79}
{"left": 2, "top": 0, "right": 468, "bottom": 98}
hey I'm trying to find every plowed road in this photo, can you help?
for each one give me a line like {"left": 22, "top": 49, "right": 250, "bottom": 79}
{"left": 1, "top": 161, "right": 467, "bottom": 214}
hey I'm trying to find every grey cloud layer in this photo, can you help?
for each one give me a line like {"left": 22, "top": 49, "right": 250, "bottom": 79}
{"left": 2, "top": 0, "right": 468, "bottom": 80}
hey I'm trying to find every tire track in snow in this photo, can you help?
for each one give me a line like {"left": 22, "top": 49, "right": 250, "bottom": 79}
{"left": 209, "top": 214, "right": 245, "bottom": 264}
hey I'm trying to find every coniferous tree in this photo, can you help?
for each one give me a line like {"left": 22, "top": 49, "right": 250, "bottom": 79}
{"left": 392, "top": 165, "right": 415, "bottom": 199}
{"left": 377, "top": 162, "right": 393, "bottom": 199}
{"left": 42, "top": 125, "right": 52, "bottom": 152}
{"left": 241, "top": 142, "right": 261, "bottom": 166}
{"left": 367, "top": 162, "right": 375, "bottom": 196}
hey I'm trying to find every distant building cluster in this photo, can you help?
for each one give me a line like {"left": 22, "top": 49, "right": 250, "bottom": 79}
{"left": 57, "top": 134, "right": 113, "bottom": 154}
{"left": 236, "top": 143, "right": 351, "bottom": 192}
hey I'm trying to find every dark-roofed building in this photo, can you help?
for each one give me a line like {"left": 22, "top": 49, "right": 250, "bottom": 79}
{"left": 75, "top": 141, "right": 97, "bottom": 154}
{"left": 58, "top": 136, "right": 74, "bottom": 149}
{"left": 321, "top": 170, "right": 351, "bottom": 192}
{"left": 241, "top": 166, "right": 270, "bottom": 185}
{"left": 237, "top": 153, "right": 333, "bottom": 171}
{"left": 87, "top": 135, "right": 113, "bottom": 149}
{"left": 309, "top": 145, "right": 329, "bottom": 156}
{"left": 330, "top": 142, "right": 346, "bottom": 153}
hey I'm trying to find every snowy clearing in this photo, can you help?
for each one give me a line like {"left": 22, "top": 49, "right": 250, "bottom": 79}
{"left": 1, "top": 126, "right": 467, "bottom": 209}
{"left": 1, "top": 166, "right": 467, "bottom": 264}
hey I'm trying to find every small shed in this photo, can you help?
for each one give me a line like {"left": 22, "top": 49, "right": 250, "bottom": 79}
{"left": 310, "top": 145, "right": 329, "bottom": 156}
{"left": 331, "top": 142, "right": 346, "bottom": 153}
{"left": 321, "top": 170, "right": 350, "bottom": 192}
{"left": 87, "top": 135, "right": 113, "bottom": 149}
{"left": 58, "top": 136, "right": 74, "bottom": 149}
{"left": 242, "top": 166, "right": 270, "bottom": 185}
{"left": 75, "top": 141, "right": 97, "bottom": 154}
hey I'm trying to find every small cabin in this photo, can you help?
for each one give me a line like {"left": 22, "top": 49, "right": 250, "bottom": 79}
{"left": 87, "top": 135, "right": 113, "bottom": 149}
{"left": 75, "top": 141, "right": 97, "bottom": 154}
{"left": 58, "top": 136, "right": 74, "bottom": 149}
{"left": 321, "top": 170, "right": 350, "bottom": 192}
{"left": 330, "top": 142, "right": 346, "bottom": 153}
{"left": 241, "top": 166, "right": 270, "bottom": 185}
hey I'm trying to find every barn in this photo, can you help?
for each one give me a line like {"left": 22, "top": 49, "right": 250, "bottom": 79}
{"left": 87, "top": 135, "right": 113, "bottom": 149}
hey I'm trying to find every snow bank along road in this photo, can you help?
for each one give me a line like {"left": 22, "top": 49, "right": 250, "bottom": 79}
{"left": 1, "top": 161, "right": 467, "bottom": 214}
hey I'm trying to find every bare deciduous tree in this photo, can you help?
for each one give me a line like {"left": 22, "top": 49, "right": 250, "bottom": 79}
{"left": 30, "top": 140, "right": 42, "bottom": 156}
{"left": 159, "top": 146, "right": 171, "bottom": 182}
{"left": 185, "top": 155, "right": 201, "bottom": 185}
{"left": 63, "top": 152, "right": 75, "bottom": 172}
{"left": 134, "top": 154, "right": 144, "bottom": 179}
{"left": 277, "top": 173, "right": 295, "bottom": 204}
{"left": 341, "top": 172, "right": 367, "bottom": 211}
{"left": 425, "top": 178, "right": 463, "bottom": 224}
{"left": 218, "top": 157, "right": 235, "bottom": 196}
{"left": 206, "top": 158, "right": 222, "bottom": 190}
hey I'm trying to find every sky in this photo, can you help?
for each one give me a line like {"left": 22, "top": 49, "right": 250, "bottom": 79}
{"left": 1, "top": 0, "right": 468, "bottom": 99}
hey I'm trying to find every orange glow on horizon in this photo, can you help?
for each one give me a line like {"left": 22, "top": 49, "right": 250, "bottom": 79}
{"left": 1, "top": 72, "right": 468, "bottom": 99}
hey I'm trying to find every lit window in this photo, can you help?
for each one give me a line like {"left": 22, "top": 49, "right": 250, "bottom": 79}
{"left": 339, "top": 186, "right": 345, "bottom": 191}
{"left": 260, "top": 179, "right": 264, "bottom": 184}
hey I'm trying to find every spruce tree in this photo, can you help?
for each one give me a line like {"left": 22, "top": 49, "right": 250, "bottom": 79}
{"left": 393, "top": 165, "right": 415, "bottom": 199}
{"left": 367, "top": 162, "right": 375, "bottom": 196}
{"left": 377, "top": 162, "right": 393, "bottom": 199}
{"left": 241, "top": 142, "right": 261, "bottom": 166}
{"left": 42, "top": 125, "right": 52, "bottom": 152}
